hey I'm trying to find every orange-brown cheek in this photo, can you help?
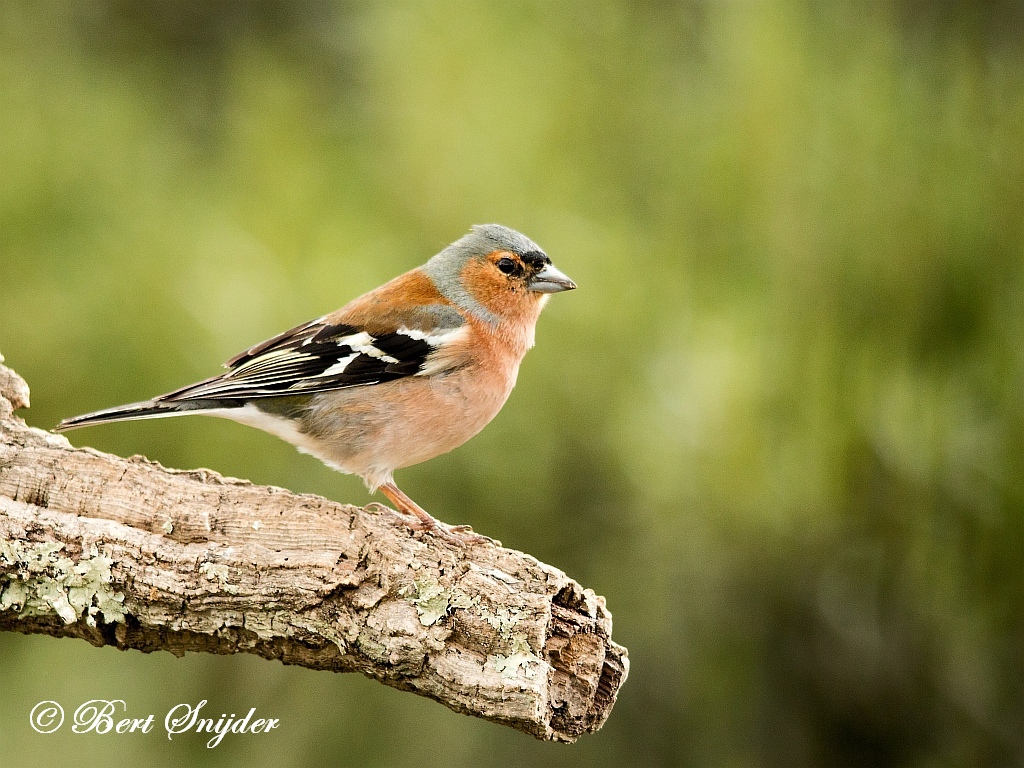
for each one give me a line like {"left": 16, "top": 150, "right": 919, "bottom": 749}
{"left": 460, "top": 252, "right": 538, "bottom": 318}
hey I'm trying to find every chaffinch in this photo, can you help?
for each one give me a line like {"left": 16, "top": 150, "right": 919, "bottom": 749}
{"left": 57, "top": 224, "right": 576, "bottom": 545}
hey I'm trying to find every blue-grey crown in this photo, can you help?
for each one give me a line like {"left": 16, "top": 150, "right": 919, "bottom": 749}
{"left": 465, "top": 224, "right": 544, "bottom": 257}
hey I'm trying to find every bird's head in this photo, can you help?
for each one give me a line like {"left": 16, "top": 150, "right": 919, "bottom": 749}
{"left": 423, "top": 224, "right": 576, "bottom": 326}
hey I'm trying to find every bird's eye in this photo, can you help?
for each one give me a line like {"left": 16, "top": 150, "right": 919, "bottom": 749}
{"left": 496, "top": 258, "right": 517, "bottom": 274}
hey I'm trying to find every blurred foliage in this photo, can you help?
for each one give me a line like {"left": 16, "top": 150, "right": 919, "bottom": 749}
{"left": 1, "top": 1, "right": 1023, "bottom": 766}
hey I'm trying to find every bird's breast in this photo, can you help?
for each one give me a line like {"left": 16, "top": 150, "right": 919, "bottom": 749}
{"left": 298, "top": 357, "right": 521, "bottom": 483}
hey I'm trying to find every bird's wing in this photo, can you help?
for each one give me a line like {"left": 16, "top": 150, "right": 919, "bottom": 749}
{"left": 158, "top": 305, "right": 469, "bottom": 402}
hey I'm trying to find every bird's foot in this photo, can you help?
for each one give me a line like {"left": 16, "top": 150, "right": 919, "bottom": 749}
{"left": 376, "top": 482, "right": 499, "bottom": 547}
{"left": 407, "top": 517, "right": 499, "bottom": 547}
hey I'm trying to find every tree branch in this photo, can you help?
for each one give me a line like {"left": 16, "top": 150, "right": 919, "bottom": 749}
{"left": 0, "top": 353, "right": 627, "bottom": 742}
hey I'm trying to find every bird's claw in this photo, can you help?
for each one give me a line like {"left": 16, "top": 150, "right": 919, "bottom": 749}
{"left": 374, "top": 483, "right": 499, "bottom": 547}
{"left": 399, "top": 516, "right": 498, "bottom": 547}
{"left": 438, "top": 525, "right": 499, "bottom": 547}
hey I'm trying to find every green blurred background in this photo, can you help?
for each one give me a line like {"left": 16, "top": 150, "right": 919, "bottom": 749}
{"left": 2, "top": 1, "right": 1023, "bottom": 765}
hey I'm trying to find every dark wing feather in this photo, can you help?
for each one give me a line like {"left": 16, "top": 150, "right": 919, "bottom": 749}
{"left": 157, "top": 315, "right": 463, "bottom": 402}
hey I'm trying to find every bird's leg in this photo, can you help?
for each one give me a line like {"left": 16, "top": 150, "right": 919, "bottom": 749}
{"left": 377, "top": 482, "right": 496, "bottom": 546}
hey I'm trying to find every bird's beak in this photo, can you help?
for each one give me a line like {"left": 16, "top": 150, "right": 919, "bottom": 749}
{"left": 527, "top": 264, "right": 577, "bottom": 293}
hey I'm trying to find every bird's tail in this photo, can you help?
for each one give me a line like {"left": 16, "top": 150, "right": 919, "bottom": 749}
{"left": 55, "top": 400, "right": 204, "bottom": 432}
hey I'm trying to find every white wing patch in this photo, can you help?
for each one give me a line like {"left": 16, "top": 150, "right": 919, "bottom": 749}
{"left": 402, "top": 325, "right": 470, "bottom": 376}
{"left": 333, "top": 331, "right": 400, "bottom": 363}
{"left": 397, "top": 325, "right": 468, "bottom": 346}
{"left": 320, "top": 353, "right": 359, "bottom": 377}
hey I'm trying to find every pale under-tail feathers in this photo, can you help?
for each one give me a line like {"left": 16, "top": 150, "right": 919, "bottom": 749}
{"left": 54, "top": 398, "right": 237, "bottom": 431}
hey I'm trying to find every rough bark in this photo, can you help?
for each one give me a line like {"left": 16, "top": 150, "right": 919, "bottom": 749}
{"left": 0, "top": 354, "right": 627, "bottom": 742}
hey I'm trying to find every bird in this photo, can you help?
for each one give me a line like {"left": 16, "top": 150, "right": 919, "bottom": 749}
{"left": 56, "top": 224, "right": 576, "bottom": 545}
